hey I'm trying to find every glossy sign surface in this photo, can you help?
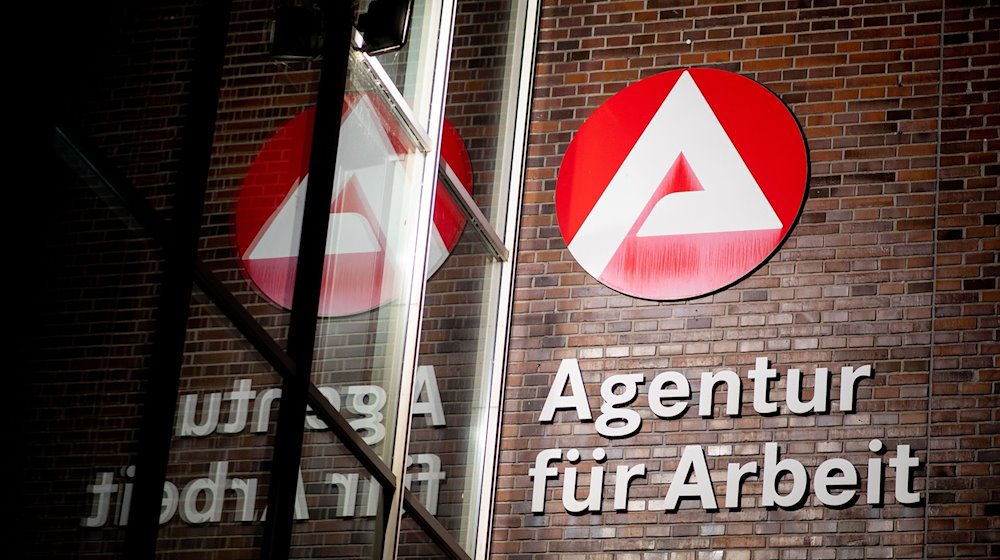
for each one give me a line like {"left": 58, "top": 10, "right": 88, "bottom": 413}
{"left": 556, "top": 68, "right": 808, "bottom": 301}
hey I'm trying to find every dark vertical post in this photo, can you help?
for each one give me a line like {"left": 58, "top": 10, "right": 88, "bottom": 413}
{"left": 124, "top": 1, "right": 231, "bottom": 558}
{"left": 261, "top": 1, "right": 354, "bottom": 558}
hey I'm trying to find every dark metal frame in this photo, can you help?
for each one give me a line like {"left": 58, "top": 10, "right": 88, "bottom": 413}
{"left": 261, "top": 0, "right": 361, "bottom": 555}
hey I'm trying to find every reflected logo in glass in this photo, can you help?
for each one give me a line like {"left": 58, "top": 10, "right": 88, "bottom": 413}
{"left": 234, "top": 99, "right": 473, "bottom": 317}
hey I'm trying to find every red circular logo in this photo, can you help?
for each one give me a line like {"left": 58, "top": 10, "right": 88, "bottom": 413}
{"left": 556, "top": 68, "right": 808, "bottom": 301}
{"left": 234, "top": 97, "right": 473, "bottom": 317}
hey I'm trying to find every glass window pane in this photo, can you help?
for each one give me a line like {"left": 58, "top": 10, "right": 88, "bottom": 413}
{"left": 397, "top": 513, "right": 454, "bottom": 560}
{"left": 373, "top": 0, "right": 446, "bottom": 124}
{"left": 400, "top": 0, "right": 537, "bottom": 552}
{"left": 411, "top": 228, "right": 499, "bottom": 551}
{"left": 212, "top": 45, "right": 430, "bottom": 469}
{"left": 158, "top": 287, "right": 277, "bottom": 554}
{"left": 309, "top": 52, "right": 431, "bottom": 469}
{"left": 200, "top": 49, "right": 325, "bottom": 350}
{"left": 447, "top": 0, "right": 529, "bottom": 234}
{"left": 289, "top": 426, "right": 385, "bottom": 558}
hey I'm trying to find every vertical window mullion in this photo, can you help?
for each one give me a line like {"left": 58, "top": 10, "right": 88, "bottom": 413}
{"left": 471, "top": 0, "right": 542, "bottom": 557}
{"left": 380, "top": 0, "right": 459, "bottom": 555}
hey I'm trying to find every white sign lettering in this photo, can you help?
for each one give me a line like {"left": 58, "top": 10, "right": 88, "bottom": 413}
{"left": 530, "top": 357, "right": 921, "bottom": 514}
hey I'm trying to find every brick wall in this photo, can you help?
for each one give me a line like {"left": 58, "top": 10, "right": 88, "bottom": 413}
{"left": 494, "top": 1, "right": 997, "bottom": 559}
{"left": 21, "top": 0, "right": 997, "bottom": 559}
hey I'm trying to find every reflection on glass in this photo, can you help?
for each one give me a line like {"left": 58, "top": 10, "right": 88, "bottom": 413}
{"left": 216, "top": 43, "right": 429, "bottom": 470}
{"left": 159, "top": 287, "right": 279, "bottom": 554}
{"left": 289, "top": 429, "right": 384, "bottom": 559}
{"left": 309, "top": 48, "right": 429, "bottom": 468}
{"left": 446, "top": 0, "right": 525, "bottom": 233}
{"left": 374, "top": 0, "right": 442, "bottom": 123}
{"left": 398, "top": 513, "right": 452, "bottom": 560}
{"left": 411, "top": 228, "right": 497, "bottom": 550}
{"left": 207, "top": 60, "right": 325, "bottom": 349}
{"left": 402, "top": 0, "right": 533, "bottom": 551}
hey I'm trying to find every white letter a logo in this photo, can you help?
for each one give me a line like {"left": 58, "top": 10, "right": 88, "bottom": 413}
{"left": 568, "top": 70, "right": 781, "bottom": 278}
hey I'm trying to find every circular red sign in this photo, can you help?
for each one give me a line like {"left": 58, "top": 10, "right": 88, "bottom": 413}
{"left": 556, "top": 68, "right": 808, "bottom": 301}
{"left": 234, "top": 99, "right": 473, "bottom": 317}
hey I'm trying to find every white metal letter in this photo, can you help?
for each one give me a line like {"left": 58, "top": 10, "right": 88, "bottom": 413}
{"left": 838, "top": 364, "right": 874, "bottom": 412}
{"left": 649, "top": 370, "right": 690, "bottom": 419}
{"left": 660, "top": 445, "right": 718, "bottom": 511}
{"left": 748, "top": 357, "right": 779, "bottom": 415}
{"left": 529, "top": 448, "right": 562, "bottom": 513}
{"left": 539, "top": 359, "right": 593, "bottom": 423}
{"left": 596, "top": 373, "right": 644, "bottom": 438}
{"left": 762, "top": 442, "right": 808, "bottom": 508}
{"left": 814, "top": 458, "right": 858, "bottom": 507}
{"left": 698, "top": 369, "right": 742, "bottom": 417}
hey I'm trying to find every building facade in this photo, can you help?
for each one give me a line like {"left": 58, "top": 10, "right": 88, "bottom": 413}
{"left": 19, "top": 1, "right": 998, "bottom": 559}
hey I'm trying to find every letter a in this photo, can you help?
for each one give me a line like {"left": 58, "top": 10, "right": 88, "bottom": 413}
{"left": 539, "top": 359, "right": 593, "bottom": 423}
{"left": 660, "top": 445, "right": 718, "bottom": 511}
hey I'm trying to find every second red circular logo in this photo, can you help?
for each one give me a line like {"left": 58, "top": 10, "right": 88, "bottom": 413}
{"left": 234, "top": 97, "right": 473, "bottom": 317}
